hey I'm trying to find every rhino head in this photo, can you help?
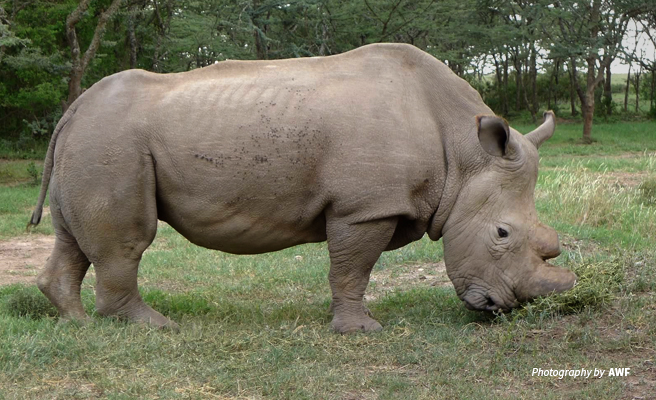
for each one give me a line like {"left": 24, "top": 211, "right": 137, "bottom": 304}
{"left": 442, "top": 111, "right": 576, "bottom": 312}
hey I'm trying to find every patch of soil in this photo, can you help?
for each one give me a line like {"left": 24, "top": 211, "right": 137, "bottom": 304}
{"left": 605, "top": 171, "right": 651, "bottom": 188}
{"left": 0, "top": 234, "right": 54, "bottom": 286}
{"left": 366, "top": 261, "right": 450, "bottom": 301}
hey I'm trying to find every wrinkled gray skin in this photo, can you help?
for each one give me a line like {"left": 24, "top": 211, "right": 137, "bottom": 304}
{"left": 30, "top": 43, "right": 576, "bottom": 333}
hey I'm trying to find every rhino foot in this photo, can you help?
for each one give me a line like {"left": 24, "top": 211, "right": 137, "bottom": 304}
{"left": 96, "top": 291, "right": 180, "bottom": 332}
{"left": 331, "top": 314, "right": 383, "bottom": 334}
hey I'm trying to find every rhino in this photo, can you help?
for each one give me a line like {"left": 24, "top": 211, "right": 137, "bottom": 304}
{"left": 30, "top": 43, "right": 576, "bottom": 333}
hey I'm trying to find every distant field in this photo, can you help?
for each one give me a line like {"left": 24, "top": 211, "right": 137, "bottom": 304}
{"left": 0, "top": 121, "right": 655, "bottom": 399}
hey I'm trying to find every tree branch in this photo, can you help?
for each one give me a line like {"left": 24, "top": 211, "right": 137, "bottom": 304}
{"left": 80, "top": 0, "right": 123, "bottom": 71}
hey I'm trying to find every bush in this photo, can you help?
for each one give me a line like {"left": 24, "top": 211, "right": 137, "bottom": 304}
{"left": 27, "top": 161, "right": 40, "bottom": 186}
{"left": 638, "top": 176, "right": 656, "bottom": 206}
{"left": 1, "top": 285, "right": 58, "bottom": 319}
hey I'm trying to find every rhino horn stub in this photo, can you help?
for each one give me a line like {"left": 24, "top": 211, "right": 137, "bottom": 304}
{"left": 525, "top": 111, "right": 556, "bottom": 149}
{"left": 477, "top": 115, "right": 510, "bottom": 157}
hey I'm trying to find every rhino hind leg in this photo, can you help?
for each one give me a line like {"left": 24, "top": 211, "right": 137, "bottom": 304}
{"left": 89, "top": 216, "right": 179, "bottom": 331}
{"left": 326, "top": 216, "right": 397, "bottom": 334}
{"left": 37, "top": 233, "right": 91, "bottom": 322}
{"left": 49, "top": 152, "right": 178, "bottom": 330}
{"left": 93, "top": 254, "right": 178, "bottom": 331}
{"left": 89, "top": 225, "right": 179, "bottom": 331}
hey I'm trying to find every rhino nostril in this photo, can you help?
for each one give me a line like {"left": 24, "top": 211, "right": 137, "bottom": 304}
{"left": 484, "top": 295, "right": 503, "bottom": 312}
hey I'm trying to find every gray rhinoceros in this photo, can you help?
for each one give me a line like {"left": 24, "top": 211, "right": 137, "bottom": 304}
{"left": 30, "top": 43, "right": 576, "bottom": 333}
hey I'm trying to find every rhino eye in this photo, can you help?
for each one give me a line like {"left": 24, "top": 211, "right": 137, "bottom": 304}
{"left": 497, "top": 227, "right": 509, "bottom": 238}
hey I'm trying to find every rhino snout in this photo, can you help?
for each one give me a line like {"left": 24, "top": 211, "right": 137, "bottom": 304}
{"left": 460, "top": 262, "right": 576, "bottom": 312}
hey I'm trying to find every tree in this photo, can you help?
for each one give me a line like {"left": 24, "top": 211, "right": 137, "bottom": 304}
{"left": 64, "top": 0, "right": 123, "bottom": 111}
{"left": 542, "top": 0, "right": 652, "bottom": 143}
{"left": 630, "top": 14, "right": 656, "bottom": 116}
{"left": 0, "top": 4, "right": 31, "bottom": 64}
{"left": 0, "top": 0, "right": 72, "bottom": 142}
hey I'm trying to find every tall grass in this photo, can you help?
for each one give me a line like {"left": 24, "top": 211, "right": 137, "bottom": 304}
{"left": 536, "top": 153, "right": 656, "bottom": 249}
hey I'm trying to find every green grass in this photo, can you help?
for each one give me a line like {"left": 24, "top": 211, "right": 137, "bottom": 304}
{"left": 0, "top": 121, "right": 655, "bottom": 399}
{"left": 0, "top": 183, "right": 53, "bottom": 238}
{"left": 0, "top": 160, "right": 43, "bottom": 186}
{"left": 0, "top": 140, "right": 49, "bottom": 160}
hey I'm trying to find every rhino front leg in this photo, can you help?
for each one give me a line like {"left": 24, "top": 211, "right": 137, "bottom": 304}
{"left": 326, "top": 216, "right": 397, "bottom": 334}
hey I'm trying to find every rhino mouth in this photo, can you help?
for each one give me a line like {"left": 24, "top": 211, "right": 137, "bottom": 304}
{"left": 461, "top": 290, "right": 513, "bottom": 312}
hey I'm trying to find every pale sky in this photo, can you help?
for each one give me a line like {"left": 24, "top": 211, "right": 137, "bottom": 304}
{"left": 612, "top": 20, "right": 655, "bottom": 74}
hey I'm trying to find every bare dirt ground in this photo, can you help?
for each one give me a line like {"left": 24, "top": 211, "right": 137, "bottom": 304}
{"left": 366, "top": 261, "right": 450, "bottom": 301}
{"left": 604, "top": 171, "right": 651, "bottom": 188}
{"left": 0, "top": 234, "right": 54, "bottom": 285}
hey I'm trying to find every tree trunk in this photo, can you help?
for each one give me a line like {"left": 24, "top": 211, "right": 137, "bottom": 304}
{"left": 493, "top": 54, "right": 503, "bottom": 109}
{"left": 578, "top": 57, "right": 605, "bottom": 144}
{"left": 127, "top": 8, "right": 138, "bottom": 69}
{"left": 522, "top": 81, "right": 537, "bottom": 123}
{"left": 604, "top": 63, "right": 612, "bottom": 116}
{"left": 318, "top": 21, "right": 328, "bottom": 56}
{"left": 66, "top": 67, "right": 84, "bottom": 110}
{"left": 531, "top": 45, "right": 538, "bottom": 115}
{"left": 634, "top": 67, "right": 642, "bottom": 113}
{"left": 64, "top": 0, "right": 123, "bottom": 111}
{"left": 514, "top": 55, "right": 522, "bottom": 112}
{"left": 152, "top": 0, "right": 170, "bottom": 72}
{"left": 251, "top": 1, "right": 268, "bottom": 60}
{"left": 624, "top": 65, "right": 631, "bottom": 112}
{"left": 582, "top": 95, "right": 594, "bottom": 144}
{"left": 502, "top": 55, "right": 509, "bottom": 115}
{"left": 651, "top": 69, "right": 655, "bottom": 112}
{"left": 548, "top": 64, "right": 554, "bottom": 111}
{"left": 568, "top": 59, "right": 578, "bottom": 116}
{"left": 254, "top": 29, "right": 266, "bottom": 60}
{"left": 553, "top": 58, "right": 560, "bottom": 110}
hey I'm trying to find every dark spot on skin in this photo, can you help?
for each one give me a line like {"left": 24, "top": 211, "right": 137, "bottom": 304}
{"left": 226, "top": 196, "right": 241, "bottom": 207}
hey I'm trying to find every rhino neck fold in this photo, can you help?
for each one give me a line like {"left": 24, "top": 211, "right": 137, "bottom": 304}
{"left": 426, "top": 126, "right": 466, "bottom": 241}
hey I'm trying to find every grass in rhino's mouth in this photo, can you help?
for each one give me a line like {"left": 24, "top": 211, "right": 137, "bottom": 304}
{"left": 507, "top": 254, "right": 632, "bottom": 321}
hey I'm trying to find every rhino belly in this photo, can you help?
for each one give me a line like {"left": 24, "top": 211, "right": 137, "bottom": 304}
{"left": 152, "top": 153, "right": 328, "bottom": 255}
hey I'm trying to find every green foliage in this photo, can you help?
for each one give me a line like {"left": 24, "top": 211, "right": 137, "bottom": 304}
{"left": 1, "top": 0, "right": 655, "bottom": 149}
{"left": 0, "top": 0, "right": 72, "bottom": 145}
{"left": 26, "top": 161, "right": 40, "bottom": 185}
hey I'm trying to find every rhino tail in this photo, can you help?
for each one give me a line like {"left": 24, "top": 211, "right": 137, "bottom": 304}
{"left": 27, "top": 104, "right": 77, "bottom": 230}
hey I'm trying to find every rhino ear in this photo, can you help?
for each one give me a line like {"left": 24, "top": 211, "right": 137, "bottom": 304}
{"left": 477, "top": 115, "right": 511, "bottom": 157}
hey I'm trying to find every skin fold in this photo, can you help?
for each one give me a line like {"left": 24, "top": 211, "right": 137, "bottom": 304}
{"left": 29, "top": 43, "right": 575, "bottom": 333}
